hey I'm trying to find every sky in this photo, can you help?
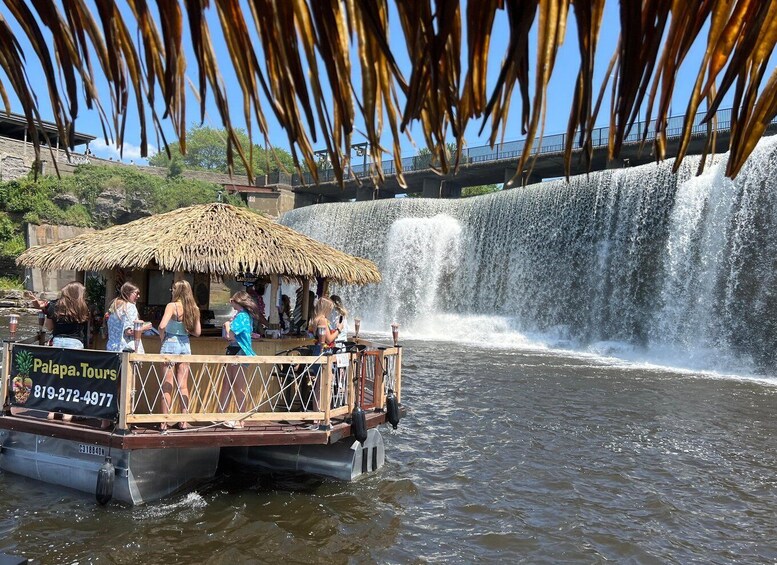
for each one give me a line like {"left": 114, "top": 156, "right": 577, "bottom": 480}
{"left": 1, "top": 2, "right": 732, "bottom": 167}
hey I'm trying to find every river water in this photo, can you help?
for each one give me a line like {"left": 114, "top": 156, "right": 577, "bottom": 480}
{"left": 5, "top": 139, "right": 777, "bottom": 562}
{"left": 1, "top": 335, "right": 776, "bottom": 563}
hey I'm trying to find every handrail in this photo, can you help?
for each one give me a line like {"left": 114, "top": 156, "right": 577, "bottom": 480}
{"left": 0, "top": 343, "right": 402, "bottom": 432}
{"left": 290, "top": 106, "right": 763, "bottom": 186}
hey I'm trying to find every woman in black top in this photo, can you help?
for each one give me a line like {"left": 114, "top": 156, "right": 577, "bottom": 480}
{"left": 45, "top": 281, "right": 90, "bottom": 349}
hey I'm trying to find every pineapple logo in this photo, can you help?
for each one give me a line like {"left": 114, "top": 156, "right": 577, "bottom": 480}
{"left": 12, "top": 350, "right": 34, "bottom": 404}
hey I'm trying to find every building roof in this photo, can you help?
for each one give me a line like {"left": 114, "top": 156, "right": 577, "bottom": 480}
{"left": 0, "top": 111, "right": 95, "bottom": 147}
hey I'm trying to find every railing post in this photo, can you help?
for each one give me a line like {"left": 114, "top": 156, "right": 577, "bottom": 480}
{"left": 1, "top": 342, "right": 10, "bottom": 414}
{"left": 117, "top": 351, "right": 132, "bottom": 431}
{"left": 321, "top": 355, "right": 333, "bottom": 430}
{"left": 395, "top": 347, "right": 402, "bottom": 403}
{"left": 375, "top": 349, "right": 385, "bottom": 410}
{"left": 347, "top": 351, "right": 357, "bottom": 413}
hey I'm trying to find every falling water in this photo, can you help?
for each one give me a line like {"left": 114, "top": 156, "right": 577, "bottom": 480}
{"left": 281, "top": 136, "right": 777, "bottom": 375}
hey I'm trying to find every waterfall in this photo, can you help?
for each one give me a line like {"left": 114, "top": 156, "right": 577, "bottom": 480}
{"left": 281, "top": 136, "right": 777, "bottom": 374}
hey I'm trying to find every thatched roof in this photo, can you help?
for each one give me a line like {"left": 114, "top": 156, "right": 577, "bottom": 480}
{"left": 3, "top": 2, "right": 775, "bottom": 181}
{"left": 16, "top": 203, "right": 381, "bottom": 285}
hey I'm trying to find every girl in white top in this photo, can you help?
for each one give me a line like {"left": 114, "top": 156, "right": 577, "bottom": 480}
{"left": 106, "top": 282, "right": 152, "bottom": 353}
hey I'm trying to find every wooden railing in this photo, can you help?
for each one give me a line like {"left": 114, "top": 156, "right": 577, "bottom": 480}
{"left": 1, "top": 341, "right": 402, "bottom": 431}
{"left": 120, "top": 346, "right": 402, "bottom": 429}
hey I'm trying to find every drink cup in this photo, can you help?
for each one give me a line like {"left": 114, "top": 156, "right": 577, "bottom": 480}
{"left": 38, "top": 311, "right": 46, "bottom": 327}
{"left": 391, "top": 322, "right": 399, "bottom": 347}
{"left": 354, "top": 318, "right": 361, "bottom": 338}
{"left": 133, "top": 320, "right": 143, "bottom": 349}
{"left": 316, "top": 325, "right": 326, "bottom": 345}
{"left": 9, "top": 314, "right": 18, "bottom": 334}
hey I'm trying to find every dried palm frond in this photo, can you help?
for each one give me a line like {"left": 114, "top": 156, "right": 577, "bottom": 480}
{"left": 2, "top": 0, "right": 777, "bottom": 185}
{"left": 16, "top": 203, "right": 381, "bottom": 285}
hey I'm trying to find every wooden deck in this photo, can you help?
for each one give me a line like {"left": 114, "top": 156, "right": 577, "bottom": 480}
{"left": 0, "top": 410, "right": 389, "bottom": 450}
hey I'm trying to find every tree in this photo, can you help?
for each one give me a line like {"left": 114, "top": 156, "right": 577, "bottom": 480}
{"left": 461, "top": 183, "right": 502, "bottom": 198}
{"left": 150, "top": 125, "right": 296, "bottom": 176}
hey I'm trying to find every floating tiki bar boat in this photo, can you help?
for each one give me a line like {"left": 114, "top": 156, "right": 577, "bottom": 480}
{"left": 3, "top": 203, "right": 403, "bottom": 504}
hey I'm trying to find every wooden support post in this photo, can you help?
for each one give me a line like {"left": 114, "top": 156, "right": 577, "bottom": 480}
{"left": 269, "top": 274, "right": 280, "bottom": 327}
{"left": 301, "top": 279, "right": 310, "bottom": 327}
{"left": 322, "top": 355, "right": 333, "bottom": 429}
{"left": 374, "top": 350, "right": 385, "bottom": 410}
{"left": 321, "top": 278, "right": 330, "bottom": 297}
{"left": 103, "top": 269, "right": 116, "bottom": 313}
{"left": 395, "top": 347, "right": 402, "bottom": 403}
{"left": 117, "top": 352, "right": 132, "bottom": 431}
{"left": 1, "top": 342, "right": 9, "bottom": 413}
{"left": 347, "top": 352, "right": 356, "bottom": 412}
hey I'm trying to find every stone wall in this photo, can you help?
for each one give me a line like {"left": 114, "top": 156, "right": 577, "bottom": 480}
{"left": 24, "top": 224, "right": 95, "bottom": 293}
{"left": 0, "top": 133, "right": 255, "bottom": 188}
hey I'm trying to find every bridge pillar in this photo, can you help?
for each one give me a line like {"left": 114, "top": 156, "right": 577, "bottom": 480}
{"left": 355, "top": 185, "right": 375, "bottom": 201}
{"left": 376, "top": 188, "right": 394, "bottom": 199}
{"left": 504, "top": 167, "right": 542, "bottom": 188}
{"left": 422, "top": 177, "right": 442, "bottom": 198}
{"left": 441, "top": 181, "right": 462, "bottom": 199}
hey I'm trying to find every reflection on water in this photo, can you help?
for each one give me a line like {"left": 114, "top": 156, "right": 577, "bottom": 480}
{"left": 1, "top": 339, "right": 776, "bottom": 563}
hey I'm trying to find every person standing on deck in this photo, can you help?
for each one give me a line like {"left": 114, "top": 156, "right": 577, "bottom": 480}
{"left": 219, "top": 291, "right": 260, "bottom": 428}
{"left": 158, "top": 280, "right": 201, "bottom": 431}
{"left": 44, "top": 281, "right": 90, "bottom": 421}
{"left": 45, "top": 281, "right": 90, "bottom": 350}
{"left": 105, "top": 282, "right": 152, "bottom": 353}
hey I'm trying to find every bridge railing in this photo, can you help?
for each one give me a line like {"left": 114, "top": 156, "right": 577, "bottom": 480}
{"left": 291, "top": 106, "right": 746, "bottom": 187}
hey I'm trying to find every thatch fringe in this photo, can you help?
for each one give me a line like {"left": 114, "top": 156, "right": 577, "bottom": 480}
{"left": 3, "top": 1, "right": 776, "bottom": 183}
{"left": 16, "top": 204, "right": 381, "bottom": 285}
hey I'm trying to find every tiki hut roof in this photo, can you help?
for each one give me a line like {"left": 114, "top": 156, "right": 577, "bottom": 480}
{"left": 3, "top": 2, "right": 776, "bottom": 181}
{"left": 16, "top": 203, "right": 381, "bottom": 285}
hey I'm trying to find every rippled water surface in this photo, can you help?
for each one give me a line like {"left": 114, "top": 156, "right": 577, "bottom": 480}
{"left": 2, "top": 338, "right": 777, "bottom": 564}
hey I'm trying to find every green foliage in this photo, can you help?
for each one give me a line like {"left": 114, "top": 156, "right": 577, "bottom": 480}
{"left": 167, "top": 154, "right": 183, "bottom": 178}
{"left": 462, "top": 184, "right": 502, "bottom": 198}
{"left": 149, "top": 125, "right": 296, "bottom": 176}
{"left": 0, "top": 163, "right": 243, "bottom": 269}
{"left": 412, "top": 142, "right": 469, "bottom": 170}
{"left": 85, "top": 273, "right": 106, "bottom": 312}
{"left": 0, "top": 211, "right": 16, "bottom": 240}
{"left": 0, "top": 276, "right": 23, "bottom": 290}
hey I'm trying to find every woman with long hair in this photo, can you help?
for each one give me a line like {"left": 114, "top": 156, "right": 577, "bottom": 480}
{"left": 307, "top": 296, "right": 343, "bottom": 350}
{"left": 105, "top": 282, "right": 152, "bottom": 353}
{"left": 329, "top": 295, "right": 349, "bottom": 345}
{"left": 305, "top": 296, "right": 344, "bottom": 419}
{"left": 218, "top": 290, "right": 259, "bottom": 428}
{"left": 158, "top": 280, "right": 201, "bottom": 430}
{"left": 45, "top": 281, "right": 90, "bottom": 349}
{"left": 44, "top": 281, "right": 90, "bottom": 421}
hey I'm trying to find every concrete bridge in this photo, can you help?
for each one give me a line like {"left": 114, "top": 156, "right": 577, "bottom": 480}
{"left": 262, "top": 107, "right": 775, "bottom": 203}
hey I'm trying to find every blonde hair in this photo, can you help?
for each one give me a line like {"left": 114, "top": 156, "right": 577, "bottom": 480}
{"left": 330, "top": 295, "right": 348, "bottom": 318}
{"left": 308, "top": 296, "right": 333, "bottom": 334}
{"left": 171, "top": 280, "right": 200, "bottom": 334}
{"left": 55, "top": 281, "right": 89, "bottom": 323}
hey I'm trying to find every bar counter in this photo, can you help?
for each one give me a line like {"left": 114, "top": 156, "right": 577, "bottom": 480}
{"left": 92, "top": 331, "right": 315, "bottom": 356}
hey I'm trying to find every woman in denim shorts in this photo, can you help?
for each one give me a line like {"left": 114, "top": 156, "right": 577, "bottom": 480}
{"left": 44, "top": 281, "right": 90, "bottom": 421}
{"left": 45, "top": 281, "right": 90, "bottom": 349}
{"left": 158, "top": 281, "right": 201, "bottom": 430}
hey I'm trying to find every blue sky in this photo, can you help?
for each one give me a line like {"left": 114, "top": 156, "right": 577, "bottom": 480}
{"left": 3, "top": 2, "right": 726, "bottom": 166}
